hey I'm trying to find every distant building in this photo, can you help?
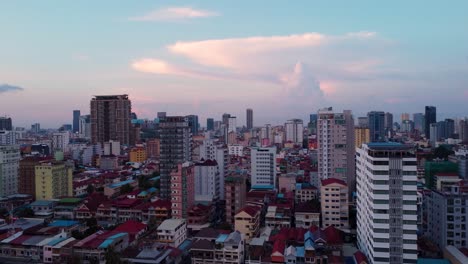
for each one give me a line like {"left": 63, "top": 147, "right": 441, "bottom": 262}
{"left": 186, "top": 115, "right": 199, "bottom": 136}
{"left": 246, "top": 108, "right": 253, "bottom": 129}
{"left": 99, "top": 155, "right": 118, "bottom": 171}
{"left": 425, "top": 106, "right": 437, "bottom": 137}
{"left": 145, "top": 139, "right": 160, "bottom": 159}
{"left": 171, "top": 162, "right": 195, "bottom": 219}
{"left": 0, "top": 117, "right": 12, "bottom": 131}
{"left": 103, "top": 140, "right": 120, "bottom": 156}
{"left": 228, "top": 117, "right": 237, "bottom": 132}
{"left": 35, "top": 161, "right": 73, "bottom": 200}
{"left": 206, "top": 118, "right": 214, "bottom": 131}
{"left": 31, "top": 123, "right": 41, "bottom": 133}
{"left": 0, "top": 145, "right": 20, "bottom": 196}
{"left": 73, "top": 110, "right": 80, "bottom": 133}
{"left": 0, "top": 130, "right": 16, "bottom": 145}
{"left": 251, "top": 147, "right": 276, "bottom": 189}
{"left": 129, "top": 147, "right": 146, "bottom": 163}
{"left": 225, "top": 176, "right": 246, "bottom": 225}
{"left": 285, "top": 119, "right": 304, "bottom": 145}
{"left": 413, "top": 113, "right": 425, "bottom": 132}
{"left": 52, "top": 131, "right": 70, "bottom": 153}
{"left": 368, "top": 111, "right": 386, "bottom": 142}
{"left": 321, "top": 178, "right": 349, "bottom": 229}
{"left": 358, "top": 117, "right": 369, "bottom": 127}
{"left": 401, "top": 113, "right": 410, "bottom": 122}
{"left": 384, "top": 112, "right": 393, "bottom": 132}
{"left": 79, "top": 115, "right": 91, "bottom": 138}
{"left": 355, "top": 127, "right": 370, "bottom": 149}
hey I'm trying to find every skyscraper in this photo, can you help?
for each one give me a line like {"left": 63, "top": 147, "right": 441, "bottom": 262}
{"left": 445, "top": 118, "right": 455, "bottom": 139}
{"left": 90, "top": 95, "right": 131, "bottom": 145}
{"left": 413, "top": 113, "right": 424, "bottom": 132}
{"left": 186, "top": 115, "right": 199, "bottom": 136}
{"left": 401, "top": 113, "right": 410, "bottom": 122}
{"left": 317, "top": 107, "right": 355, "bottom": 195}
{"left": 285, "top": 119, "right": 304, "bottom": 144}
{"left": 73, "top": 110, "right": 80, "bottom": 133}
{"left": 228, "top": 116, "right": 237, "bottom": 132}
{"left": 159, "top": 116, "right": 192, "bottom": 199}
{"left": 425, "top": 106, "right": 437, "bottom": 136}
{"left": 368, "top": 111, "right": 386, "bottom": 142}
{"left": 384, "top": 112, "right": 393, "bottom": 131}
{"left": 246, "top": 108, "right": 253, "bottom": 129}
{"left": 222, "top": 113, "right": 231, "bottom": 127}
{"left": 0, "top": 117, "right": 12, "bottom": 131}
{"left": 206, "top": 118, "right": 214, "bottom": 131}
{"left": 356, "top": 143, "right": 418, "bottom": 264}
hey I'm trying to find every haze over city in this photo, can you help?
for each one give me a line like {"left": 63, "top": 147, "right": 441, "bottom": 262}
{"left": 1, "top": 1, "right": 468, "bottom": 128}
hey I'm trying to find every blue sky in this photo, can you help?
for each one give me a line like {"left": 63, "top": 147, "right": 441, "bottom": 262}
{"left": 1, "top": 1, "right": 467, "bottom": 127}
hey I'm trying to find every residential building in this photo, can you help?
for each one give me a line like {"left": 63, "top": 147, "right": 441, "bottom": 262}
{"left": 425, "top": 106, "right": 437, "bottom": 137}
{"left": 73, "top": 230, "right": 129, "bottom": 262}
{"left": 355, "top": 127, "right": 370, "bottom": 149}
{"left": 295, "top": 183, "right": 318, "bottom": 203}
{"left": 265, "top": 204, "right": 292, "bottom": 229}
{"left": 321, "top": 178, "right": 349, "bottom": 229}
{"left": 157, "top": 219, "right": 187, "bottom": 248}
{"left": 19, "top": 156, "right": 51, "bottom": 197}
{"left": 0, "top": 130, "right": 16, "bottom": 145}
{"left": 199, "top": 139, "right": 227, "bottom": 199}
{"left": 247, "top": 108, "right": 253, "bottom": 129}
{"left": 413, "top": 113, "right": 425, "bottom": 133}
{"left": 295, "top": 202, "right": 321, "bottom": 228}
{"left": 235, "top": 205, "right": 261, "bottom": 243}
{"left": 401, "top": 113, "right": 410, "bottom": 122}
{"left": 427, "top": 181, "right": 468, "bottom": 249}
{"left": 103, "top": 140, "right": 120, "bottom": 156}
{"left": 356, "top": 143, "right": 418, "bottom": 264}
{"left": 228, "top": 144, "right": 244, "bottom": 156}
{"left": 317, "top": 107, "right": 355, "bottom": 195}
{"left": 129, "top": 146, "right": 146, "bottom": 163}
{"left": 35, "top": 161, "right": 73, "bottom": 200}
{"left": 358, "top": 117, "right": 369, "bottom": 127}
{"left": 228, "top": 116, "right": 237, "bottom": 132}
{"left": 285, "top": 119, "right": 304, "bottom": 145}
{"left": 186, "top": 114, "right": 199, "bottom": 136}
{"left": 190, "top": 230, "right": 245, "bottom": 264}
{"left": 0, "top": 117, "right": 12, "bottom": 131}
{"left": 194, "top": 159, "right": 220, "bottom": 203}
{"left": 170, "top": 162, "right": 195, "bottom": 219}
{"left": 225, "top": 176, "right": 246, "bottom": 225}
{"left": 79, "top": 114, "right": 91, "bottom": 138}
{"left": 0, "top": 145, "right": 20, "bottom": 196}
{"left": 52, "top": 131, "right": 70, "bottom": 153}
{"left": 159, "top": 116, "right": 192, "bottom": 199}
{"left": 368, "top": 111, "right": 386, "bottom": 142}
{"left": 145, "top": 138, "right": 160, "bottom": 159}
{"left": 90, "top": 94, "right": 132, "bottom": 145}
{"left": 384, "top": 112, "right": 393, "bottom": 132}
{"left": 251, "top": 146, "right": 276, "bottom": 189}
{"left": 73, "top": 110, "right": 80, "bottom": 133}
{"left": 207, "top": 118, "right": 214, "bottom": 131}
{"left": 31, "top": 123, "right": 41, "bottom": 133}
{"left": 99, "top": 155, "right": 118, "bottom": 171}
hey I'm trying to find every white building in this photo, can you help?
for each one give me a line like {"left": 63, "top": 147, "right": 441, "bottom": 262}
{"left": 228, "top": 117, "right": 237, "bottom": 132}
{"left": 103, "top": 140, "right": 120, "bottom": 156}
{"left": 251, "top": 147, "right": 276, "bottom": 189}
{"left": 0, "top": 130, "right": 16, "bottom": 145}
{"left": 0, "top": 145, "right": 20, "bottom": 196}
{"left": 356, "top": 143, "right": 418, "bottom": 264}
{"left": 285, "top": 119, "right": 303, "bottom": 144}
{"left": 260, "top": 124, "right": 272, "bottom": 140}
{"left": 228, "top": 144, "right": 244, "bottom": 156}
{"left": 199, "top": 138, "right": 227, "bottom": 199}
{"left": 79, "top": 115, "right": 91, "bottom": 138}
{"left": 52, "top": 131, "right": 70, "bottom": 153}
{"left": 194, "top": 159, "right": 220, "bottom": 203}
{"left": 157, "top": 219, "right": 187, "bottom": 248}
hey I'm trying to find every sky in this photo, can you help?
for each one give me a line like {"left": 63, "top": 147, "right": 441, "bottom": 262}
{"left": 1, "top": 1, "right": 468, "bottom": 128}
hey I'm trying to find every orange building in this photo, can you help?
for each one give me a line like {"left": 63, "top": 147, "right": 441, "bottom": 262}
{"left": 129, "top": 147, "right": 147, "bottom": 163}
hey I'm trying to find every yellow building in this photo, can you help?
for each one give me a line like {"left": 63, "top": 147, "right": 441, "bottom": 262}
{"left": 234, "top": 205, "right": 261, "bottom": 243}
{"left": 35, "top": 161, "right": 73, "bottom": 200}
{"left": 129, "top": 147, "right": 147, "bottom": 163}
{"left": 320, "top": 178, "right": 349, "bottom": 229}
{"left": 355, "top": 127, "right": 370, "bottom": 149}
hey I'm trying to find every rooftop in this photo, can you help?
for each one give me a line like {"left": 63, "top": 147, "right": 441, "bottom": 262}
{"left": 157, "top": 219, "right": 185, "bottom": 231}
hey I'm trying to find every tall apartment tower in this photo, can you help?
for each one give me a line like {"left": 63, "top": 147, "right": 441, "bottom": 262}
{"left": 35, "top": 161, "right": 73, "bottom": 200}
{"left": 285, "top": 119, "right": 304, "bottom": 145}
{"left": 246, "top": 108, "right": 253, "bottom": 129}
{"left": 90, "top": 95, "right": 131, "bottom": 145}
{"left": 73, "top": 110, "right": 80, "bottom": 133}
{"left": 425, "top": 106, "right": 437, "bottom": 136}
{"left": 0, "top": 145, "right": 20, "bottom": 196}
{"left": 228, "top": 117, "right": 237, "bottom": 132}
{"left": 159, "top": 116, "right": 192, "bottom": 199}
{"left": 401, "top": 113, "right": 410, "bottom": 122}
{"left": 413, "top": 113, "right": 425, "bottom": 133}
{"left": 222, "top": 113, "right": 231, "bottom": 127}
{"left": 368, "top": 111, "right": 386, "bottom": 142}
{"left": 251, "top": 146, "right": 277, "bottom": 189}
{"left": 225, "top": 175, "right": 246, "bottom": 225}
{"left": 0, "top": 117, "right": 12, "bottom": 131}
{"left": 384, "top": 112, "right": 393, "bottom": 132}
{"left": 186, "top": 115, "right": 199, "bottom": 136}
{"left": 356, "top": 143, "right": 418, "bottom": 264}
{"left": 206, "top": 118, "right": 214, "bottom": 131}
{"left": 170, "top": 162, "right": 195, "bottom": 219}
{"left": 317, "top": 107, "right": 355, "bottom": 194}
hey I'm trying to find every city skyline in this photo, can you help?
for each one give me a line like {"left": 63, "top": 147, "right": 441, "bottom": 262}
{"left": 1, "top": 1, "right": 468, "bottom": 127}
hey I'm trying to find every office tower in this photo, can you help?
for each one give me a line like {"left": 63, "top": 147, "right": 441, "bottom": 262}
{"left": 159, "top": 116, "right": 192, "bottom": 199}
{"left": 309, "top": 114, "right": 318, "bottom": 134}
{"left": 425, "top": 106, "right": 437, "bottom": 136}
{"left": 170, "top": 162, "right": 195, "bottom": 219}
{"left": 186, "top": 115, "right": 199, "bottom": 136}
{"left": 146, "top": 139, "right": 160, "bottom": 159}
{"left": 0, "top": 130, "right": 16, "bottom": 145}
{"left": 79, "top": 115, "right": 91, "bottom": 138}
{"left": 445, "top": 118, "right": 455, "bottom": 139}
{"left": 0, "top": 145, "right": 20, "bottom": 196}
{"left": 194, "top": 159, "right": 220, "bottom": 203}
{"left": 222, "top": 113, "right": 231, "bottom": 127}
{"left": 0, "top": 117, "right": 12, "bottom": 131}
{"left": 358, "top": 117, "right": 369, "bottom": 127}
{"left": 90, "top": 94, "right": 132, "bottom": 145}
{"left": 285, "top": 119, "right": 304, "bottom": 144}
{"left": 320, "top": 178, "right": 349, "bottom": 229}
{"left": 19, "top": 157, "right": 50, "bottom": 197}
{"left": 384, "top": 112, "right": 393, "bottom": 131}
{"left": 246, "top": 108, "right": 253, "bottom": 129}
{"left": 427, "top": 182, "right": 468, "bottom": 250}
{"left": 251, "top": 146, "right": 276, "bottom": 189}
{"left": 355, "top": 127, "right": 370, "bottom": 149}
{"left": 225, "top": 176, "right": 246, "bottom": 225}
{"left": 52, "top": 131, "right": 70, "bottom": 153}
{"left": 317, "top": 108, "right": 355, "bottom": 194}
{"left": 35, "top": 161, "right": 73, "bottom": 200}
{"left": 356, "top": 143, "right": 418, "bottom": 264}
{"left": 413, "top": 113, "right": 424, "bottom": 132}
{"left": 73, "top": 110, "right": 80, "bottom": 133}
{"left": 206, "top": 118, "right": 214, "bottom": 131}
{"left": 31, "top": 123, "right": 41, "bottom": 133}
{"left": 368, "top": 111, "right": 386, "bottom": 142}
{"left": 228, "top": 116, "right": 237, "bottom": 132}
{"left": 401, "top": 113, "right": 410, "bottom": 122}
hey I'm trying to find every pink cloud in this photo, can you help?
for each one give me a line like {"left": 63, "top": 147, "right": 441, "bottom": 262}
{"left": 129, "top": 7, "right": 219, "bottom": 21}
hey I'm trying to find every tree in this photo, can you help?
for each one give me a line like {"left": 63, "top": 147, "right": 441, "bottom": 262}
{"left": 15, "top": 207, "right": 34, "bottom": 218}
{"left": 120, "top": 184, "right": 134, "bottom": 194}
{"left": 432, "top": 146, "right": 454, "bottom": 160}
{"left": 86, "top": 184, "right": 95, "bottom": 194}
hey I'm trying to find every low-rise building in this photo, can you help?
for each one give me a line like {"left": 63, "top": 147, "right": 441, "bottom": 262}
{"left": 320, "top": 178, "right": 349, "bottom": 229}
{"left": 30, "top": 200, "right": 57, "bottom": 218}
{"left": 190, "top": 230, "right": 245, "bottom": 264}
{"left": 73, "top": 230, "right": 130, "bottom": 263}
{"left": 295, "top": 183, "right": 318, "bottom": 203}
{"left": 234, "top": 205, "right": 261, "bottom": 243}
{"left": 295, "top": 202, "right": 321, "bottom": 228}
{"left": 157, "top": 219, "right": 187, "bottom": 248}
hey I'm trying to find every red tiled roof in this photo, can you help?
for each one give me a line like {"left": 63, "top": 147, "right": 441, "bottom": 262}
{"left": 115, "top": 220, "right": 147, "bottom": 234}
{"left": 112, "top": 198, "right": 143, "bottom": 208}
{"left": 10, "top": 235, "right": 33, "bottom": 245}
{"left": 237, "top": 205, "right": 261, "bottom": 217}
{"left": 272, "top": 239, "right": 286, "bottom": 254}
{"left": 324, "top": 226, "right": 343, "bottom": 245}
{"left": 321, "top": 178, "right": 347, "bottom": 187}
{"left": 354, "top": 251, "right": 368, "bottom": 264}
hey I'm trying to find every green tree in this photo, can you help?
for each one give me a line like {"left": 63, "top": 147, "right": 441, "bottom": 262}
{"left": 16, "top": 207, "right": 34, "bottom": 218}
{"left": 120, "top": 184, "right": 134, "bottom": 194}
{"left": 86, "top": 184, "right": 95, "bottom": 194}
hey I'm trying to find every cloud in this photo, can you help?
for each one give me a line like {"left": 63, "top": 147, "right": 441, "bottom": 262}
{"left": 0, "top": 84, "right": 24, "bottom": 93}
{"left": 129, "top": 7, "right": 219, "bottom": 21}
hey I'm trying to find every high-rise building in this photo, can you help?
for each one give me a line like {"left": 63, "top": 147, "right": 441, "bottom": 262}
{"left": 356, "top": 143, "right": 418, "bottom": 264}
{"left": 0, "top": 145, "right": 20, "bottom": 196}
{"left": 401, "top": 120, "right": 414, "bottom": 133}
{"left": 199, "top": 138, "right": 227, "bottom": 199}
{"left": 186, "top": 115, "right": 199, "bottom": 136}
{"left": 246, "top": 108, "right": 253, "bottom": 129}
{"left": 320, "top": 178, "right": 349, "bottom": 229}
{"left": 0, "top": 117, "right": 12, "bottom": 131}
{"left": 251, "top": 146, "right": 276, "bottom": 189}
{"left": 384, "top": 112, "right": 393, "bottom": 131}
{"left": 73, "top": 110, "right": 80, "bottom": 133}
{"left": 206, "top": 118, "right": 214, "bottom": 131}
{"left": 425, "top": 106, "right": 437, "bottom": 137}
{"left": 358, "top": 117, "right": 369, "bottom": 127}
{"left": 401, "top": 113, "right": 410, "bottom": 122}
{"left": 19, "top": 156, "right": 51, "bottom": 197}
{"left": 430, "top": 123, "right": 438, "bottom": 145}
{"left": 368, "top": 111, "right": 386, "bottom": 142}
{"left": 427, "top": 181, "right": 468, "bottom": 250}
{"left": 170, "top": 162, "right": 194, "bottom": 219}
{"left": 285, "top": 119, "right": 304, "bottom": 145}
{"left": 194, "top": 159, "right": 220, "bottom": 203}
{"left": 159, "top": 116, "right": 192, "bottom": 199}
{"left": 228, "top": 116, "right": 237, "bottom": 132}
{"left": 90, "top": 95, "right": 131, "bottom": 145}
{"left": 355, "top": 127, "right": 370, "bottom": 149}
{"left": 79, "top": 115, "right": 91, "bottom": 138}
{"left": 309, "top": 114, "right": 318, "bottom": 134}
{"left": 260, "top": 124, "right": 272, "bottom": 140}
{"left": 460, "top": 119, "right": 468, "bottom": 142}
{"left": 413, "top": 113, "right": 424, "bottom": 132}
{"left": 445, "top": 118, "right": 455, "bottom": 139}
{"left": 157, "top": 112, "right": 167, "bottom": 120}
{"left": 52, "top": 131, "right": 70, "bottom": 153}
{"left": 103, "top": 140, "right": 120, "bottom": 156}
{"left": 225, "top": 175, "right": 246, "bottom": 225}
{"left": 222, "top": 113, "right": 231, "bottom": 127}
{"left": 146, "top": 139, "right": 160, "bottom": 159}
{"left": 31, "top": 123, "right": 41, "bottom": 133}
{"left": 317, "top": 107, "right": 355, "bottom": 195}
{"left": 129, "top": 146, "right": 147, "bottom": 163}
{"left": 35, "top": 161, "right": 73, "bottom": 200}
{"left": 0, "top": 130, "right": 16, "bottom": 145}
